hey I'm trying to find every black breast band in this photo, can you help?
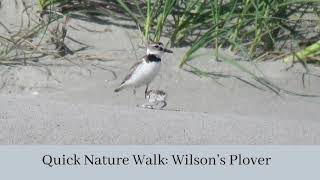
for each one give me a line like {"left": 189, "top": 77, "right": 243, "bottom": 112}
{"left": 145, "top": 54, "right": 161, "bottom": 62}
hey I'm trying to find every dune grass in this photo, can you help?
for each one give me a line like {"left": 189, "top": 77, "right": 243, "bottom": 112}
{"left": 284, "top": 41, "right": 320, "bottom": 64}
{"left": 35, "top": 0, "right": 320, "bottom": 64}
{"left": 0, "top": 1, "right": 75, "bottom": 65}
{"left": 119, "top": 0, "right": 319, "bottom": 61}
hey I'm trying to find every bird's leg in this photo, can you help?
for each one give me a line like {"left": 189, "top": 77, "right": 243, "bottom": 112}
{"left": 133, "top": 89, "right": 136, "bottom": 95}
{"left": 144, "top": 84, "right": 149, "bottom": 99}
{"left": 160, "top": 101, "right": 167, "bottom": 108}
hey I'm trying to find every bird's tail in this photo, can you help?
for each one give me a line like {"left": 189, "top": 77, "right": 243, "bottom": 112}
{"left": 114, "top": 85, "right": 124, "bottom": 93}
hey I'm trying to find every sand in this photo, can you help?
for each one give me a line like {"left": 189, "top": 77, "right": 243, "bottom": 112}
{"left": 0, "top": 0, "right": 320, "bottom": 144}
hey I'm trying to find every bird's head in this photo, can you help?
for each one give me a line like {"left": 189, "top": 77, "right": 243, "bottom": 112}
{"left": 147, "top": 42, "right": 173, "bottom": 57}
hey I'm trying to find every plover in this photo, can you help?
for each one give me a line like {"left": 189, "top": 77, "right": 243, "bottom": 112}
{"left": 114, "top": 42, "right": 172, "bottom": 97}
{"left": 141, "top": 90, "right": 167, "bottom": 109}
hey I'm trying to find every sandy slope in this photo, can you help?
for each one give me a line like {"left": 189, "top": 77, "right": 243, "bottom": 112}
{"left": 0, "top": 1, "right": 320, "bottom": 144}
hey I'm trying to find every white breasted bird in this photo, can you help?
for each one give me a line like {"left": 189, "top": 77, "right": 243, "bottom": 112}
{"left": 114, "top": 42, "right": 173, "bottom": 97}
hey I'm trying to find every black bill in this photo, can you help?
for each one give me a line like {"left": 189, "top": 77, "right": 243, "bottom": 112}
{"left": 163, "top": 48, "right": 173, "bottom": 53}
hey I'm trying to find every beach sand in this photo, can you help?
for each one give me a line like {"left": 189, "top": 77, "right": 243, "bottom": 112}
{"left": 0, "top": 0, "right": 320, "bottom": 144}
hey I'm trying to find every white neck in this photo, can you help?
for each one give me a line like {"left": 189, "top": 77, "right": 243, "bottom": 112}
{"left": 147, "top": 48, "right": 163, "bottom": 58}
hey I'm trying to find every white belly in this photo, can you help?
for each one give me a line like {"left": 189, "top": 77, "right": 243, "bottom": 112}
{"left": 126, "top": 61, "right": 161, "bottom": 88}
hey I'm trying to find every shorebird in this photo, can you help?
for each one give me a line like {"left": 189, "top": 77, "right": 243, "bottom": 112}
{"left": 141, "top": 89, "right": 167, "bottom": 109}
{"left": 114, "top": 42, "right": 173, "bottom": 97}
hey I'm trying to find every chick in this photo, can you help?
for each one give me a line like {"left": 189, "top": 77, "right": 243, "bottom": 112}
{"left": 141, "top": 90, "right": 167, "bottom": 109}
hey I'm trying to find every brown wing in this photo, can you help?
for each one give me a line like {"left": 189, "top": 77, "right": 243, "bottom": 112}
{"left": 120, "top": 61, "right": 142, "bottom": 85}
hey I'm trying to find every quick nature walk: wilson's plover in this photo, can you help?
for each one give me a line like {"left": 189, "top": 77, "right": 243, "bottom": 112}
{"left": 114, "top": 42, "right": 172, "bottom": 98}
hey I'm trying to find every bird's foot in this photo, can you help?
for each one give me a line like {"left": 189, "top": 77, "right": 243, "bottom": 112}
{"left": 137, "top": 103, "right": 154, "bottom": 109}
